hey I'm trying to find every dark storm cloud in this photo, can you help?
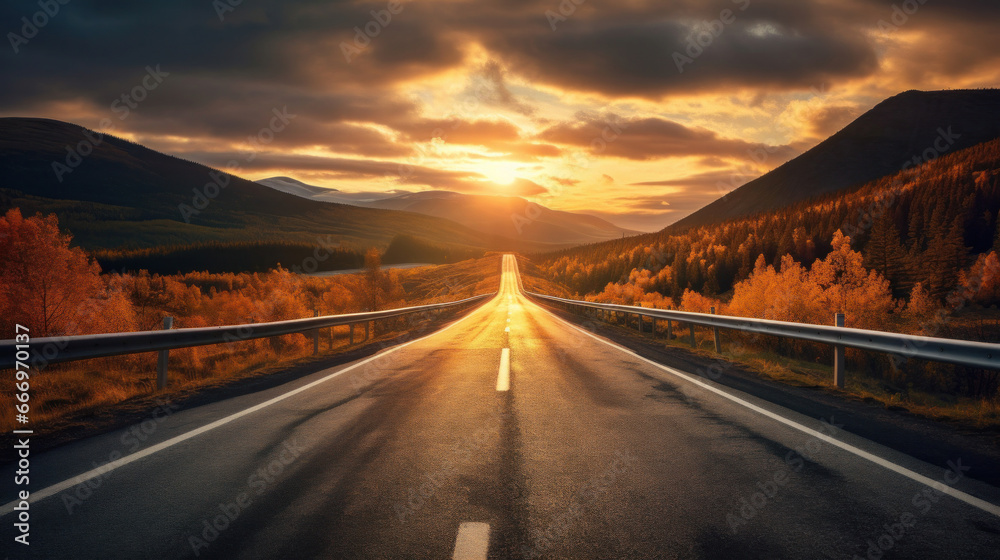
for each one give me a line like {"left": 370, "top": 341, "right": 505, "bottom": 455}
{"left": 481, "top": 0, "right": 884, "bottom": 98}
{"left": 1, "top": 0, "right": 998, "bottom": 160}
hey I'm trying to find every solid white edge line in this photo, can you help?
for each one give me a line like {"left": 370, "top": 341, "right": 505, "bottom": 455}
{"left": 530, "top": 296, "right": 1000, "bottom": 518}
{"left": 0, "top": 293, "right": 494, "bottom": 517}
{"left": 452, "top": 521, "right": 490, "bottom": 560}
{"left": 497, "top": 348, "right": 511, "bottom": 392}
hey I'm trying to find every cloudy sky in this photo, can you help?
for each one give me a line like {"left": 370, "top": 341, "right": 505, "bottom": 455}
{"left": 3, "top": 0, "right": 999, "bottom": 230}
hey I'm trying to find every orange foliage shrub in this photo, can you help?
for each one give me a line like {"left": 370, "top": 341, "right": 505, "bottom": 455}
{"left": 729, "top": 231, "right": 896, "bottom": 330}
{"left": 679, "top": 289, "right": 718, "bottom": 314}
{"left": 728, "top": 255, "right": 825, "bottom": 324}
{"left": 958, "top": 251, "right": 1000, "bottom": 306}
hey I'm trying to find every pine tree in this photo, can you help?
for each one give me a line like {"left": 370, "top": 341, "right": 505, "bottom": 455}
{"left": 907, "top": 206, "right": 926, "bottom": 253}
{"left": 864, "top": 213, "right": 910, "bottom": 297}
{"left": 671, "top": 251, "right": 687, "bottom": 298}
{"left": 923, "top": 217, "right": 969, "bottom": 300}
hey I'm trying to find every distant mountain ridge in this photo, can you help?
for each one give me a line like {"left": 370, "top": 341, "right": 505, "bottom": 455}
{"left": 670, "top": 89, "right": 1000, "bottom": 231}
{"left": 256, "top": 177, "right": 640, "bottom": 246}
{"left": 0, "top": 118, "right": 552, "bottom": 261}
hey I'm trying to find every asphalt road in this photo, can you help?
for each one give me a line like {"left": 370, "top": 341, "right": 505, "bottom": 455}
{"left": 3, "top": 254, "right": 1000, "bottom": 559}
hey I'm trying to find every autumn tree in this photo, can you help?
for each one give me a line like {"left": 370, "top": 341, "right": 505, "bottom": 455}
{"left": 811, "top": 231, "right": 896, "bottom": 328}
{"left": 729, "top": 231, "right": 895, "bottom": 330}
{"left": 0, "top": 209, "right": 102, "bottom": 336}
{"left": 958, "top": 251, "right": 1000, "bottom": 307}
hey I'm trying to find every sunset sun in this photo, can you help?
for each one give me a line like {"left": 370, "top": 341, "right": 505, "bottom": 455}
{"left": 483, "top": 161, "right": 521, "bottom": 186}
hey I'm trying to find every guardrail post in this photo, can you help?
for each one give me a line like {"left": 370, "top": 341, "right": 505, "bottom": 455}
{"left": 651, "top": 317, "right": 657, "bottom": 337}
{"left": 636, "top": 313, "right": 642, "bottom": 333}
{"left": 689, "top": 323, "right": 696, "bottom": 348}
{"left": 313, "top": 310, "right": 319, "bottom": 355}
{"left": 156, "top": 316, "right": 173, "bottom": 390}
{"left": 711, "top": 307, "right": 721, "bottom": 353}
{"left": 834, "top": 313, "right": 845, "bottom": 388}
{"left": 365, "top": 320, "right": 371, "bottom": 341}
{"left": 667, "top": 319, "right": 672, "bottom": 340}
{"left": 350, "top": 323, "right": 355, "bottom": 345}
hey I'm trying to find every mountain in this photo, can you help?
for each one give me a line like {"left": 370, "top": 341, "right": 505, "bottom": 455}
{"left": 256, "top": 177, "right": 640, "bottom": 246}
{"left": 0, "top": 118, "right": 552, "bottom": 268}
{"left": 256, "top": 176, "right": 402, "bottom": 206}
{"left": 255, "top": 176, "right": 337, "bottom": 199}
{"left": 670, "top": 89, "right": 1000, "bottom": 231}
{"left": 535, "top": 138, "right": 1000, "bottom": 300}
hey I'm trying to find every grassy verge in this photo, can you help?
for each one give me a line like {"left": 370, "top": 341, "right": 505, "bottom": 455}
{"left": 606, "top": 316, "right": 1000, "bottom": 431}
{"left": 515, "top": 254, "right": 573, "bottom": 297}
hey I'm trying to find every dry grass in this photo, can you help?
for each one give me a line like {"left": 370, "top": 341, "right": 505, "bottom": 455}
{"left": 0, "top": 255, "right": 502, "bottom": 435}
{"left": 515, "top": 254, "right": 573, "bottom": 297}
{"left": 647, "top": 324, "right": 1000, "bottom": 431}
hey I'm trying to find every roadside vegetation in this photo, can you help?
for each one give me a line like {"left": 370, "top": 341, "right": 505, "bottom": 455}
{"left": 526, "top": 140, "right": 1000, "bottom": 428}
{"left": 0, "top": 208, "right": 500, "bottom": 434}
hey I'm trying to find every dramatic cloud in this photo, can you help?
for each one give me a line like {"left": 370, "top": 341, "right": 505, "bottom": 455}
{"left": 805, "top": 104, "right": 863, "bottom": 138}
{"left": 538, "top": 114, "right": 794, "bottom": 161}
{"left": 1, "top": 0, "right": 997, "bottom": 231}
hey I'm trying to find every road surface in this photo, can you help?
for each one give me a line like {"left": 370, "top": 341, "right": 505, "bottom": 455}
{"left": 3, "top": 254, "right": 1000, "bottom": 559}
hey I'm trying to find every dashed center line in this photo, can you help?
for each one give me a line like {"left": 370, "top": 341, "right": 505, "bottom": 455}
{"left": 497, "top": 348, "right": 510, "bottom": 391}
{"left": 453, "top": 522, "right": 490, "bottom": 560}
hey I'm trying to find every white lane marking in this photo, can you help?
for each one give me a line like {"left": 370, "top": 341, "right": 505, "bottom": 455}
{"left": 539, "top": 306, "right": 1000, "bottom": 518}
{"left": 497, "top": 348, "right": 511, "bottom": 392}
{"left": 453, "top": 522, "right": 490, "bottom": 560}
{"left": 0, "top": 297, "right": 493, "bottom": 517}
{"left": 504, "top": 326, "right": 510, "bottom": 333}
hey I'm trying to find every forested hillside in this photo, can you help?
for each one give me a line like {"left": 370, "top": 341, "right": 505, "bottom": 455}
{"left": 539, "top": 139, "right": 1000, "bottom": 309}
{"left": 670, "top": 89, "right": 1000, "bottom": 230}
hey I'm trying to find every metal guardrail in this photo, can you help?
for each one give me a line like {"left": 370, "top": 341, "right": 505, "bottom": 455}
{"left": 528, "top": 292, "right": 1000, "bottom": 386}
{"left": 0, "top": 294, "right": 493, "bottom": 387}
